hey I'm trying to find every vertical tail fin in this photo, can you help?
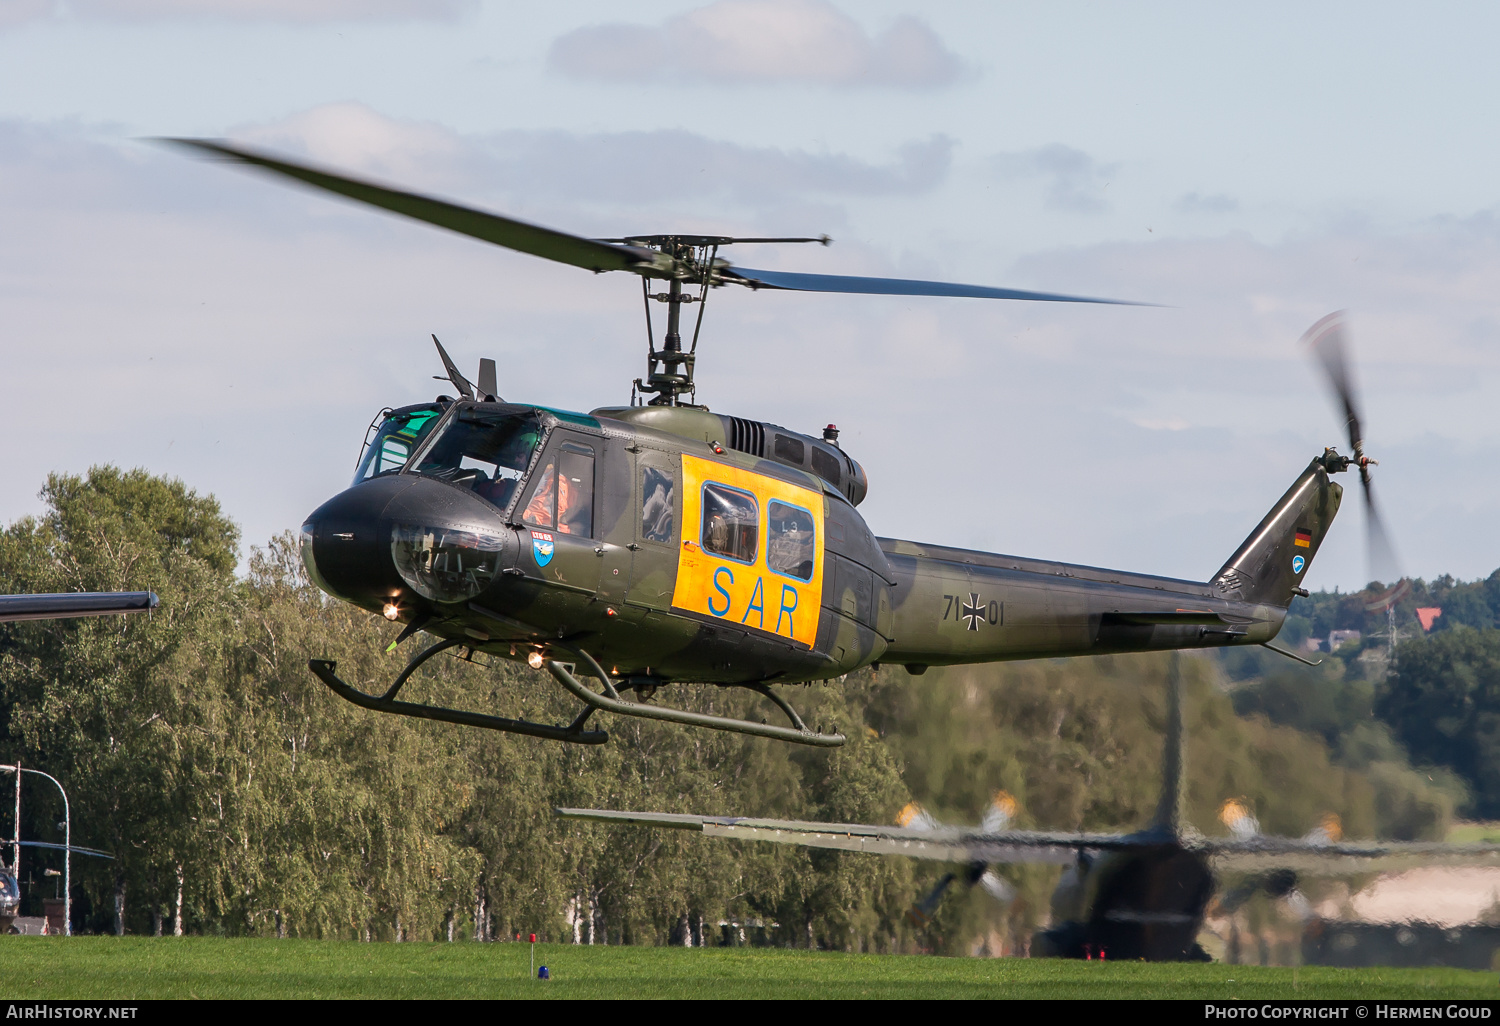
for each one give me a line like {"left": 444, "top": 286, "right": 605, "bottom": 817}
{"left": 1149, "top": 652, "right": 1186, "bottom": 836}
{"left": 1211, "top": 457, "right": 1343, "bottom": 607}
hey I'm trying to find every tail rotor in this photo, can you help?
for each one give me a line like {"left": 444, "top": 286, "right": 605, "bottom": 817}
{"left": 1302, "top": 312, "right": 1406, "bottom": 600}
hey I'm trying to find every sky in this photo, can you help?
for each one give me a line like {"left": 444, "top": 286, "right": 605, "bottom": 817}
{"left": 3, "top": 0, "right": 1500, "bottom": 593}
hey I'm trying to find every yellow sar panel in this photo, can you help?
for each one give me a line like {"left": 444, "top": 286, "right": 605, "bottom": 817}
{"left": 672, "top": 454, "right": 825, "bottom": 648}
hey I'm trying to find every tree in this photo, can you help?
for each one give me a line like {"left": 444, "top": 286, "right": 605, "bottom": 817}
{"left": 0, "top": 466, "right": 239, "bottom": 934}
{"left": 1379, "top": 627, "right": 1500, "bottom": 817}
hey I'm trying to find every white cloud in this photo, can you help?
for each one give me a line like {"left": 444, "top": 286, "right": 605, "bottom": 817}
{"left": 0, "top": 0, "right": 51, "bottom": 29}
{"left": 237, "top": 103, "right": 469, "bottom": 186}
{"left": 993, "top": 144, "right": 1120, "bottom": 214}
{"left": 4, "top": 0, "right": 473, "bottom": 27}
{"left": 232, "top": 102, "right": 955, "bottom": 209}
{"left": 548, "top": 0, "right": 963, "bottom": 88}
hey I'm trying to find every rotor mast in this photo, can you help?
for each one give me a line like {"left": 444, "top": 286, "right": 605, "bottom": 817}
{"left": 633, "top": 239, "right": 714, "bottom": 407}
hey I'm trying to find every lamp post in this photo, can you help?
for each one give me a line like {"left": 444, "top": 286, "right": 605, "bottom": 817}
{"left": 0, "top": 764, "right": 72, "bottom": 936}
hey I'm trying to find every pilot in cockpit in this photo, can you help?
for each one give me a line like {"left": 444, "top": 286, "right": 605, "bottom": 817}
{"left": 475, "top": 426, "right": 539, "bottom": 508}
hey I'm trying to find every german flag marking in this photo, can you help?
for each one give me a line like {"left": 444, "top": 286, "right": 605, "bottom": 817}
{"left": 1294, "top": 529, "right": 1312, "bottom": 548}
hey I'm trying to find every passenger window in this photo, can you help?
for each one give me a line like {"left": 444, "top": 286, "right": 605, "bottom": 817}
{"left": 774, "top": 434, "right": 805, "bottom": 463}
{"left": 701, "top": 484, "right": 758, "bottom": 563}
{"left": 767, "top": 501, "right": 816, "bottom": 581}
{"left": 641, "top": 466, "right": 675, "bottom": 543}
{"left": 521, "top": 443, "right": 595, "bottom": 536}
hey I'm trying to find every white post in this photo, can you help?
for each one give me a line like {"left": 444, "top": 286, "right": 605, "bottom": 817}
{"left": 11, "top": 760, "right": 19, "bottom": 879}
{"left": 13, "top": 768, "right": 72, "bottom": 937}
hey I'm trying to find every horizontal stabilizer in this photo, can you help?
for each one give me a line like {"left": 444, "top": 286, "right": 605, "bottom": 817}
{"left": 0, "top": 591, "right": 158, "bottom": 623}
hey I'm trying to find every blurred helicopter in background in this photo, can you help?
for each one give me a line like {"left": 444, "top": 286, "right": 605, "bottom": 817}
{"left": 562, "top": 654, "right": 1500, "bottom": 961}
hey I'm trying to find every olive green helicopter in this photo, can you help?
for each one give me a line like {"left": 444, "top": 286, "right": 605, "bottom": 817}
{"left": 169, "top": 140, "right": 1385, "bottom": 749}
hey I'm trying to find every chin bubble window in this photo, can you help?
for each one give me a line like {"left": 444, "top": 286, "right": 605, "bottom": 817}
{"left": 389, "top": 524, "right": 504, "bottom": 603}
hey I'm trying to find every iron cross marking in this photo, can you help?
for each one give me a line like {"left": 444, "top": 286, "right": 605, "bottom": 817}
{"left": 961, "top": 593, "right": 985, "bottom": 631}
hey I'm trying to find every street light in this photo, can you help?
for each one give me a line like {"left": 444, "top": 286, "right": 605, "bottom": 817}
{"left": 1, "top": 764, "right": 73, "bottom": 936}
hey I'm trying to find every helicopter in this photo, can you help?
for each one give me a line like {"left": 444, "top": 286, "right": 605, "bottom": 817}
{"left": 561, "top": 654, "right": 1500, "bottom": 961}
{"left": 165, "top": 139, "right": 1383, "bottom": 749}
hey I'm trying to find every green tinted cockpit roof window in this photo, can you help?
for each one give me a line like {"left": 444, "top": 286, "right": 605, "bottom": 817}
{"left": 535, "top": 407, "right": 600, "bottom": 429}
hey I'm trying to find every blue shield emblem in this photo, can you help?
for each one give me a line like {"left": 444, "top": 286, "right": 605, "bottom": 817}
{"left": 531, "top": 530, "right": 555, "bottom": 567}
{"left": 1292, "top": 554, "right": 1305, "bottom": 574}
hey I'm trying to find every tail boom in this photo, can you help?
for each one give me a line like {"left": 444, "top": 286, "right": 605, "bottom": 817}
{"left": 877, "top": 456, "right": 1341, "bottom": 670}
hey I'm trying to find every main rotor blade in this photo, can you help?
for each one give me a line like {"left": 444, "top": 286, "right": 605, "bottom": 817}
{"left": 1302, "top": 311, "right": 1363, "bottom": 456}
{"left": 724, "top": 266, "right": 1152, "bottom": 305}
{"left": 163, "top": 139, "right": 657, "bottom": 275}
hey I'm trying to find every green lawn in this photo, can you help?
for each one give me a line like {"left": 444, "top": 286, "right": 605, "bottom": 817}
{"left": 1448, "top": 821, "right": 1500, "bottom": 844}
{"left": 2, "top": 937, "right": 1497, "bottom": 999}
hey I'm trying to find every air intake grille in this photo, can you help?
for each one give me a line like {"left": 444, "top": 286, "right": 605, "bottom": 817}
{"left": 726, "top": 417, "right": 765, "bottom": 457}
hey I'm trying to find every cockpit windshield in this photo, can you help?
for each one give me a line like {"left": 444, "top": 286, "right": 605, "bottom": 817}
{"left": 412, "top": 407, "right": 543, "bottom": 510}
{"left": 354, "top": 406, "right": 443, "bottom": 485}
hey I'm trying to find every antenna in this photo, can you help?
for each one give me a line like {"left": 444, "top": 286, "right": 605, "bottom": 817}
{"left": 431, "top": 335, "right": 475, "bottom": 400}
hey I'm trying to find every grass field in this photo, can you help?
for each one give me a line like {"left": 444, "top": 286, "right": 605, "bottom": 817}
{"left": 2, "top": 937, "right": 1497, "bottom": 1000}
{"left": 1448, "top": 822, "right": 1500, "bottom": 845}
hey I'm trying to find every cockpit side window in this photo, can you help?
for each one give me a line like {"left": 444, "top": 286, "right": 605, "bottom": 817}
{"left": 523, "top": 460, "right": 557, "bottom": 529}
{"left": 354, "top": 406, "right": 443, "bottom": 485}
{"left": 411, "top": 409, "right": 543, "bottom": 510}
{"left": 521, "top": 441, "right": 595, "bottom": 537}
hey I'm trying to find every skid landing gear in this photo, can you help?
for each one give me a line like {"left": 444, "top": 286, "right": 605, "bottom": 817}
{"left": 310, "top": 640, "right": 847, "bottom": 748}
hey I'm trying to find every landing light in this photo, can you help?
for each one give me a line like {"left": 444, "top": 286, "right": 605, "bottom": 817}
{"left": 527, "top": 650, "right": 545, "bottom": 669}
{"left": 382, "top": 603, "right": 400, "bottom": 621}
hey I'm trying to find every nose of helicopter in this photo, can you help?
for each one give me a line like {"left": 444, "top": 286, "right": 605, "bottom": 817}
{"left": 300, "top": 475, "right": 514, "bottom": 617}
{"left": 300, "top": 475, "right": 414, "bottom": 607}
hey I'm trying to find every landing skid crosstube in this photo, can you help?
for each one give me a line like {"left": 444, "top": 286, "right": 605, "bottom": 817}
{"left": 309, "top": 639, "right": 846, "bottom": 748}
